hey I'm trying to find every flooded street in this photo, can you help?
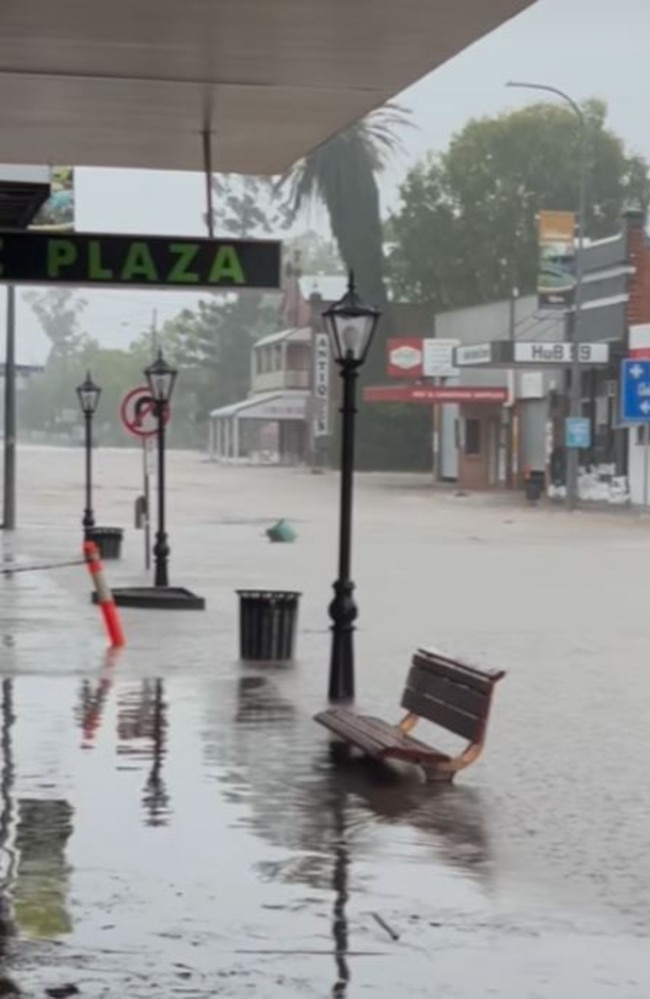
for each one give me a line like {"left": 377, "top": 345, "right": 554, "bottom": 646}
{"left": 2, "top": 446, "right": 650, "bottom": 997}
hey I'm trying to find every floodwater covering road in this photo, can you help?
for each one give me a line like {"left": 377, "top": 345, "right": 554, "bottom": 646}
{"left": 1, "top": 446, "right": 650, "bottom": 997}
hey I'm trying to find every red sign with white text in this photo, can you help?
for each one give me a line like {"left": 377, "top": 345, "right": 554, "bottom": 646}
{"left": 387, "top": 338, "right": 423, "bottom": 378}
{"left": 364, "top": 385, "right": 508, "bottom": 405}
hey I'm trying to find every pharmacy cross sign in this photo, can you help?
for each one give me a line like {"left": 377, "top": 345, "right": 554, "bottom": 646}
{"left": 620, "top": 359, "right": 650, "bottom": 422}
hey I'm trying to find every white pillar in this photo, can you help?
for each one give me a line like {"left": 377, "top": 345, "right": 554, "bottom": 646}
{"left": 216, "top": 419, "right": 223, "bottom": 461}
{"left": 232, "top": 416, "right": 240, "bottom": 460}
{"left": 208, "top": 418, "right": 215, "bottom": 461}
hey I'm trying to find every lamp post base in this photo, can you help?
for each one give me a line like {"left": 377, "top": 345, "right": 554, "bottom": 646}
{"left": 153, "top": 531, "right": 170, "bottom": 588}
{"left": 82, "top": 510, "right": 95, "bottom": 542}
{"left": 328, "top": 579, "right": 357, "bottom": 702}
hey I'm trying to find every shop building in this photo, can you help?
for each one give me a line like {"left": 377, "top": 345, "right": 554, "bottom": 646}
{"left": 429, "top": 209, "right": 645, "bottom": 495}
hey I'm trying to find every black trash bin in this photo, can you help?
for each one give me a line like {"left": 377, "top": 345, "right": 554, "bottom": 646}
{"left": 87, "top": 526, "right": 124, "bottom": 560}
{"left": 237, "top": 589, "right": 301, "bottom": 661}
{"left": 524, "top": 470, "right": 545, "bottom": 503}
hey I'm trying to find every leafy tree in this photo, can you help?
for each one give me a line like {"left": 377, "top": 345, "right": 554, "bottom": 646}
{"left": 388, "top": 99, "right": 650, "bottom": 309}
{"left": 205, "top": 174, "right": 291, "bottom": 237}
{"left": 18, "top": 338, "right": 145, "bottom": 445}
{"left": 283, "top": 230, "right": 343, "bottom": 276}
{"left": 23, "top": 289, "right": 88, "bottom": 364}
{"left": 278, "top": 105, "right": 411, "bottom": 347}
{"left": 130, "top": 292, "right": 275, "bottom": 445}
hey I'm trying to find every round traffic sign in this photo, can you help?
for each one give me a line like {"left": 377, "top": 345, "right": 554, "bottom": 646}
{"left": 120, "top": 385, "right": 169, "bottom": 438}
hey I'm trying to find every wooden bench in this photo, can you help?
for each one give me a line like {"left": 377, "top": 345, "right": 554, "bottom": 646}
{"left": 315, "top": 648, "right": 505, "bottom": 782}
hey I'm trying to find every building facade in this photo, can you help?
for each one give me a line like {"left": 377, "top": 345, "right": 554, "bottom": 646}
{"left": 426, "top": 210, "right": 649, "bottom": 498}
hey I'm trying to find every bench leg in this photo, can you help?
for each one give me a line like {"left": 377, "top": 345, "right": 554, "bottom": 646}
{"left": 421, "top": 761, "right": 455, "bottom": 783}
{"left": 423, "top": 741, "right": 484, "bottom": 782}
{"left": 328, "top": 738, "right": 354, "bottom": 765}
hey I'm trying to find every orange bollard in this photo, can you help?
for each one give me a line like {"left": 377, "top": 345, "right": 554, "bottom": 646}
{"left": 83, "top": 541, "right": 125, "bottom": 648}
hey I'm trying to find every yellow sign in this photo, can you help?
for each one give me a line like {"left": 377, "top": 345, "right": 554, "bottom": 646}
{"left": 537, "top": 210, "right": 576, "bottom": 310}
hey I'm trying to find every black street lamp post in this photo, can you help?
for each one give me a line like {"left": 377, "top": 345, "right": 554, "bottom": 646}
{"left": 76, "top": 371, "right": 102, "bottom": 541}
{"left": 323, "top": 273, "right": 380, "bottom": 702}
{"left": 144, "top": 350, "right": 177, "bottom": 588}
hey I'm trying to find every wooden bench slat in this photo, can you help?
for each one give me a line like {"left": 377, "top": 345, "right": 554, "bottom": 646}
{"left": 401, "top": 686, "right": 481, "bottom": 742}
{"left": 317, "top": 710, "right": 407, "bottom": 751}
{"left": 405, "top": 663, "right": 487, "bottom": 717}
{"left": 414, "top": 648, "right": 504, "bottom": 694}
{"left": 314, "top": 709, "right": 450, "bottom": 763}
{"left": 315, "top": 709, "right": 391, "bottom": 754}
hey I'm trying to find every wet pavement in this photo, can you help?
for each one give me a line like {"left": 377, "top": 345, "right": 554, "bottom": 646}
{"left": 2, "top": 446, "right": 650, "bottom": 997}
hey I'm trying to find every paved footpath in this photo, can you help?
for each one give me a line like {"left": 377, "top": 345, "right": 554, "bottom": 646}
{"left": 1, "top": 447, "right": 649, "bottom": 997}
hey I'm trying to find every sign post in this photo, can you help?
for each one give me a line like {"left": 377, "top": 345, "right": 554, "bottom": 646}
{"left": 112, "top": 381, "right": 205, "bottom": 610}
{"left": 142, "top": 438, "right": 155, "bottom": 571}
{"left": 120, "top": 386, "right": 168, "bottom": 571}
{"left": 643, "top": 423, "right": 650, "bottom": 507}
{"left": 621, "top": 359, "right": 650, "bottom": 507}
{"left": 311, "top": 332, "right": 330, "bottom": 469}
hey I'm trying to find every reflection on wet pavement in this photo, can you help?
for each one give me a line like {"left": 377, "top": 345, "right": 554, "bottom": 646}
{"left": 13, "top": 798, "right": 73, "bottom": 940}
{"left": 3, "top": 453, "right": 650, "bottom": 996}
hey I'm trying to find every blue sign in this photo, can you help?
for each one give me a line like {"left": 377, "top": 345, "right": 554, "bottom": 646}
{"left": 565, "top": 417, "right": 591, "bottom": 449}
{"left": 621, "top": 359, "right": 650, "bottom": 422}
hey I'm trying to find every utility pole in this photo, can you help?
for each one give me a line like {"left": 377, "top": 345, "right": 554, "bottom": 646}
{"left": 2, "top": 286, "right": 17, "bottom": 530}
{"left": 506, "top": 81, "right": 587, "bottom": 510}
{"left": 506, "top": 284, "right": 519, "bottom": 489}
{"left": 151, "top": 308, "right": 158, "bottom": 357}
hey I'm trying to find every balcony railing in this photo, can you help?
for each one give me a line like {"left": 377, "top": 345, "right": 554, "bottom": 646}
{"left": 252, "top": 369, "right": 310, "bottom": 392}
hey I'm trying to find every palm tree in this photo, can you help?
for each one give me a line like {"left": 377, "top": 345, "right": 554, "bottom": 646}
{"left": 279, "top": 105, "right": 411, "bottom": 361}
{"left": 279, "top": 106, "right": 428, "bottom": 468}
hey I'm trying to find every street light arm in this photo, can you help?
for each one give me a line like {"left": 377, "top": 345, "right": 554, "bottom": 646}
{"left": 506, "top": 78, "right": 587, "bottom": 254}
{"left": 506, "top": 80, "right": 584, "bottom": 125}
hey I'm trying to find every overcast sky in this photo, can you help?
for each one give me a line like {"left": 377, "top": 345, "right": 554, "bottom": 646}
{"left": 7, "top": 0, "right": 650, "bottom": 365}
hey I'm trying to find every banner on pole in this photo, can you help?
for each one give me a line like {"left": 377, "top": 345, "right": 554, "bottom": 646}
{"left": 537, "top": 210, "right": 576, "bottom": 310}
{"left": 30, "top": 167, "right": 75, "bottom": 232}
{"left": 312, "top": 333, "right": 330, "bottom": 437}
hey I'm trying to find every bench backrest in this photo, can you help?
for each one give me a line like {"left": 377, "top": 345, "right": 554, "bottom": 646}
{"left": 401, "top": 648, "right": 505, "bottom": 743}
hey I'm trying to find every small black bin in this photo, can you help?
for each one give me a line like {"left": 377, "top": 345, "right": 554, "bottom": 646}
{"left": 87, "top": 527, "right": 124, "bottom": 560}
{"left": 237, "top": 589, "right": 301, "bottom": 661}
{"left": 524, "top": 470, "right": 545, "bottom": 503}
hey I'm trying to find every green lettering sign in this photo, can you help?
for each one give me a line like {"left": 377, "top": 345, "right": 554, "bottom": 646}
{"left": 208, "top": 246, "right": 245, "bottom": 285}
{"left": 88, "top": 240, "right": 114, "bottom": 281}
{"left": 168, "top": 243, "right": 199, "bottom": 283}
{"left": 47, "top": 239, "right": 77, "bottom": 278}
{"left": 0, "top": 231, "right": 279, "bottom": 289}
{"left": 120, "top": 241, "right": 158, "bottom": 283}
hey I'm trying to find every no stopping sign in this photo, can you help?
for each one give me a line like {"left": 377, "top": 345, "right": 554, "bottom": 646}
{"left": 120, "top": 385, "right": 169, "bottom": 438}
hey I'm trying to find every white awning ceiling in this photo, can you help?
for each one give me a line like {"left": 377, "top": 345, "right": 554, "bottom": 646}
{"left": 255, "top": 327, "right": 311, "bottom": 349}
{"left": 0, "top": 0, "right": 535, "bottom": 174}
{"left": 210, "top": 390, "right": 308, "bottom": 421}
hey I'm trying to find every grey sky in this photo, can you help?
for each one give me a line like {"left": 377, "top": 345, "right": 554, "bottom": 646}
{"left": 7, "top": 0, "right": 649, "bottom": 365}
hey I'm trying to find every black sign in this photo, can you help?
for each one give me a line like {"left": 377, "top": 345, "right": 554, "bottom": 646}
{"left": 0, "top": 231, "right": 281, "bottom": 289}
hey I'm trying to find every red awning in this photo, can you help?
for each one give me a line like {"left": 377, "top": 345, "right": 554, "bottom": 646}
{"left": 363, "top": 385, "right": 507, "bottom": 404}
